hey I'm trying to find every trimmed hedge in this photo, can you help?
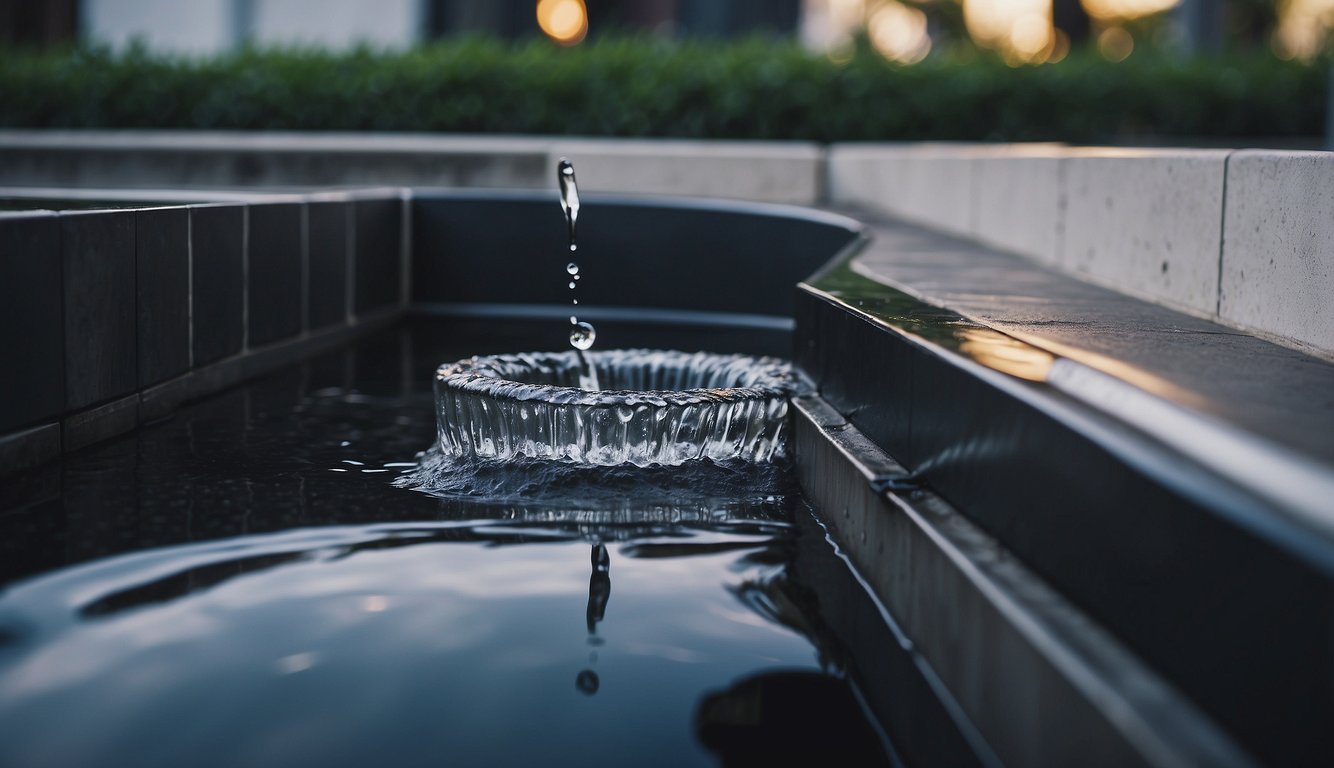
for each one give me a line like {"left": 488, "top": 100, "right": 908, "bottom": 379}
{"left": 0, "top": 38, "right": 1325, "bottom": 142}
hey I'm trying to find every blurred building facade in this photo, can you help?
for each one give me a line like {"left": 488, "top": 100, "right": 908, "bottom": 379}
{"left": 0, "top": 0, "right": 798, "bottom": 53}
{"left": 0, "top": 0, "right": 1325, "bottom": 63}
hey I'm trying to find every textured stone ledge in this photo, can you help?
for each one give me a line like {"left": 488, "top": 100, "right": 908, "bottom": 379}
{"left": 828, "top": 143, "right": 1334, "bottom": 357}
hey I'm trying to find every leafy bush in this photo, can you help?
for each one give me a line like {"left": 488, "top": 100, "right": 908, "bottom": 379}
{"left": 0, "top": 38, "right": 1325, "bottom": 142}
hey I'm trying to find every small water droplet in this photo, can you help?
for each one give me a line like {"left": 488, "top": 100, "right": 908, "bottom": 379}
{"left": 570, "top": 315, "right": 578, "bottom": 324}
{"left": 569, "top": 243, "right": 577, "bottom": 252}
{"left": 567, "top": 263, "right": 579, "bottom": 275}
{"left": 570, "top": 321, "right": 596, "bottom": 351}
{"left": 572, "top": 299, "right": 578, "bottom": 305}
{"left": 568, "top": 281, "right": 576, "bottom": 290}
{"left": 573, "top": 274, "right": 580, "bottom": 281}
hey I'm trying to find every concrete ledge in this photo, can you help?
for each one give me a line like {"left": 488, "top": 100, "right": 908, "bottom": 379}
{"left": 828, "top": 143, "right": 979, "bottom": 236}
{"left": 552, "top": 139, "right": 823, "bottom": 204}
{"left": 1062, "top": 148, "right": 1226, "bottom": 316}
{"left": 825, "top": 143, "right": 1333, "bottom": 355}
{"left": 1221, "top": 151, "right": 1334, "bottom": 355}
{"left": 0, "top": 131, "right": 827, "bottom": 205}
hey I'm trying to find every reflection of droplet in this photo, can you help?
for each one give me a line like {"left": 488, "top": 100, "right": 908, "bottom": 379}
{"left": 567, "top": 263, "right": 579, "bottom": 275}
{"left": 361, "top": 595, "right": 388, "bottom": 612}
{"left": 576, "top": 669, "right": 600, "bottom": 695}
{"left": 570, "top": 321, "right": 596, "bottom": 350}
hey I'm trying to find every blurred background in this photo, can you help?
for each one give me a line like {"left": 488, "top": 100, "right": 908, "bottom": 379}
{"left": 0, "top": 0, "right": 1330, "bottom": 144}
{"left": 2, "top": 0, "right": 1329, "bottom": 63}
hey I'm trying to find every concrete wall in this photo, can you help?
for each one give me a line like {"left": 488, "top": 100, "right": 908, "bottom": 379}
{"left": 829, "top": 143, "right": 1334, "bottom": 358}
{"left": 0, "top": 130, "right": 1329, "bottom": 356}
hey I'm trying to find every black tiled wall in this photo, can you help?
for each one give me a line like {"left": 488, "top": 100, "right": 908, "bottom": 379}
{"left": 0, "top": 190, "right": 400, "bottom": 465}
{"left": 307, "top": 201, "right": 349, "bottom": 330}
{"left": 191, "top": 205, "right": 244, "bottom": 366}
{"left": 63, "top": 211, "right": 137, "bottom": 410}
{"left": 136, "top": 207, "right": 190, "bottom": 387}
{"left": 354, "top": 197, "right": 403, "bottom": 315}
{"left": 0, "top": 214, "right": 64, "bottom": 432}
{"left": 248, "top": 202, "right": 304, "bottom": 347}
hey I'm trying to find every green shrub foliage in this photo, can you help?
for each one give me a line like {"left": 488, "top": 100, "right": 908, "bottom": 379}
{"left": 0, "top": 38, "right": 1325, "bottom": 142}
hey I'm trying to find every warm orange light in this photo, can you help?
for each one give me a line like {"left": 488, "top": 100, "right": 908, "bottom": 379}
{"left": 1273, "top": 0, "right": 1334, "bottom": 60}
{"left": 868, "top": 1, "right": 932, "bottom": 64}
{"left": 536, "top": 0, "right": 588, "bottom": 46}
{"left": 964, "top": 0, "right": 1054, "bottom": 64}
{"left": 1082, "top": 0, "right": 1179, "bottom": 20}
{"left": 955, "top": 329, "right": 1055, "bottom": 382}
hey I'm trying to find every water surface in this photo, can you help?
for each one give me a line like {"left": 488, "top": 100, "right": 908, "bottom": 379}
{"left": 0, "top": 319, "right": 893, "bottom": 767}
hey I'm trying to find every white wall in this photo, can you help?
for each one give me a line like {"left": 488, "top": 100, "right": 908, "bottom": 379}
{"left": 82, "top": 0, "right": 236, "bottom": 55}
{"left": 251, "top": 0, "right": 422, "bottom": 49}
{"left": 82, "top": 0, "right": 423, "bottom": 54}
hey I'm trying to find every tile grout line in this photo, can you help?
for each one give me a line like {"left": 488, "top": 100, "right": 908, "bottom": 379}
{"left": 1214, "top": 151, "right": 1233, "bottom": 319}
{"left": 187, "top": 209, "right": 194, "bottom": 369}
{"left": 345, "top": 200, "right": 356, "bottom": 324}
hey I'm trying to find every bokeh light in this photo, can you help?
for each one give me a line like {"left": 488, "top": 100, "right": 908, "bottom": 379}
{"left": 964, "top": 0, "right": 1055, "bottom": 64}
{"left": 1273, "top": 0, "right": 1334, "bottom": 59}
{"left": 1097, "top": 25, "right": 1135, "bottom": 60}
{"left": 536, "top": 0, "right": 588, "bottom": 46}
{"left": 867, "top": 1, "right": 932, "bottom": 63}
{"left": 1082, "top": 0, "right": 1180, "bottom": 21}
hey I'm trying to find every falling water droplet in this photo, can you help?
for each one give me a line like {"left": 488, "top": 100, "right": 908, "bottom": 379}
{"left": 572, "top": 298, "right": 578, "bottom": 305}
{"left": 570, "top": 315, "right": 578, "bottom": 324}
{"left": 558, "top": 158, "right": 579, "bottom": 249}
{"left": 570, "top": 321, "right": 596, "bottom": 351}
{"left": 567, "top": 263, "right": 579, "bottom": 275}
{"left": 568, "top": 281, "right": 576, "bottom": 290}
{"left": 573, "top": 274, "right": 580, "bottom": 281}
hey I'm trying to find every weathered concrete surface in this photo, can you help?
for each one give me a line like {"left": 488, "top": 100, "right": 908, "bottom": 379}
{"left": 550, "top": 139, "right": 823, "bottom": 204}
{"left": 0, "top": 131, "right": 825, "bottom": 204}
{"left": 1062, "top": 148, "right": 1227, "bottom": 317}
{"left": 1221, "top": 151, "right": 1334, "bottom": 356}
{"left": 828, "top": 143, "right": 978, "bottom": 236}
{"left": 0, "top": 131, "right": 553, "bottom": 190}
{"left": 969, "top": 146, "right": 1065, "bottom": 265}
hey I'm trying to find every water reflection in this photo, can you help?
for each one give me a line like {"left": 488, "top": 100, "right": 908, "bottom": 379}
{"left": 0, "top": 320, "right": 907, "bottom": 766}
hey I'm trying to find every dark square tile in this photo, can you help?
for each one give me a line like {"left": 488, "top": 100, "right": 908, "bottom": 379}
{"left": 0, "top": 213, "right": 64, "bottom": 431}
{"left": 248, "top": 202, "right": 304, "bottom": 346}
{"left": 306, "top": 200, "right": 349, "bottom": 330}
{"left": 63, "top": 210, "right": 136, "bottom": 410}
{"left": 190, "top": 205, "right": 244, "bottom": 366}
{"left": 136, "top": 207, "right": 190, "bottom": 387}
{"left": 354, "top": 197, "right": 403, "bottom": 315}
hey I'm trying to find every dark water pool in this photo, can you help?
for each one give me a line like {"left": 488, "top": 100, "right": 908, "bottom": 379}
{"left": 0, "top": 319, "right": 896, "bottom": 767}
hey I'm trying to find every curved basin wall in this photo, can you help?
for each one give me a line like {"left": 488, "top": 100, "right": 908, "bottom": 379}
{"left": 411, "top": 190, "right": 862, "bottom": 324}
{"left": 1, "top": 188, "right": 861, "bottom": 473}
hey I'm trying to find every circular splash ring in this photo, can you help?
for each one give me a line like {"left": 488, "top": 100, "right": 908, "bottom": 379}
{"left": 434, "top": 349, "right": 803, "bottom": 467}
